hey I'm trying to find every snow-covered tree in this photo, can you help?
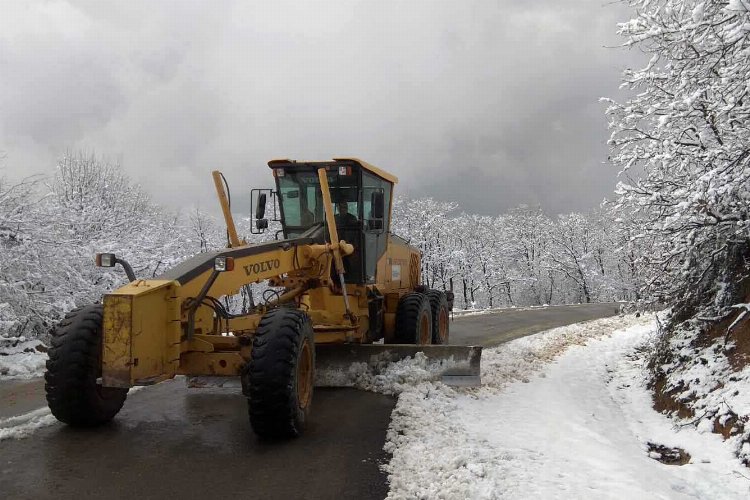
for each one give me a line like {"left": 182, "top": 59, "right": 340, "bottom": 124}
{"left": 548, "top": 213, "right": 597, "bottom": 304}
{"left": 189, "top": 207, "right": 219, "bottom": 253}
{"left": 504, "top": 206, "right": 555, "bottom": 305}
{"left": 0, "top": 173, "right": 42, "bottom": 336}
{"left": 0, "top": 152, "right": 197, "bottom": 337}
{"left": 391, "top": 197, "right": 630, "bottom": 309}
{"left": 392, "top": 196, "right": 459, "bottom": 291}
{"left": 606, "top": 0, "right": 750, "bottom": 320}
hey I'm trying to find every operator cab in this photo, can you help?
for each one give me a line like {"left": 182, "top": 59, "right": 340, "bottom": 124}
{"left": 252, "top": 159, "right": 395, "bottom": 285}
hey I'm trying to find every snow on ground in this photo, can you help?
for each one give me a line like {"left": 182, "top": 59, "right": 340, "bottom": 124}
{"left": 654, "top": 318, "right": 750, "bottom": 465}
{"left": 0, "top": 336, "right": 47, "bottom": 379}
{"left": 453, "top": 304, "right": 554, "bottom": 318}
{"left": 0, "top": 407, "right": 56, "bottom": 441}
{"left": 452, "top": 302, "right": 626, "bottom": 318}
{"left": 374, "top": 315, "right": 750, "bottom": 499}
{"left": 315, "top": 351, "right": 465, "bottom": 393}
{"left": 0, "top": 386, "right": 144, "bottom": 440}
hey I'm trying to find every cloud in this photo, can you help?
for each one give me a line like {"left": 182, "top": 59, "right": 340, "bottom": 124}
{"left": 0, "top": 0, "right": 645, "bottom": 215}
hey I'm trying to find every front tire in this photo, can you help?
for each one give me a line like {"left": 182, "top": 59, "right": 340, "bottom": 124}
{"left": 242, "top": 308, "right": 315, "bottom": 439}
{"left": 395, "top": 292, "right": 432, "bottom": 345}
{"left": 45, "top": 304, "right": 128, "bottom": 427}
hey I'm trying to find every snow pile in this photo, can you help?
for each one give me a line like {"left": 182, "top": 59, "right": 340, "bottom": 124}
{"left": 315, "top": 352, "right": 460, "bottom": 395}
{"left": 381, "top": 315, "right": 750, "bottom": 499}
{"left": 0, "top": 335, "right": 48, "bottom": 379}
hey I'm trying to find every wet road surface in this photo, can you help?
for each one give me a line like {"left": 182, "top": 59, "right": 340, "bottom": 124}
{"left": 1, "top": 383, "right": 393, "bottom": 500}
{"left": 0, "top": 378, "right": 46, "bottom": 420}
{"left": 450, "top": 302, "right": 621, "bottom": 347}
{"left": 0, "top": 303, "right": 619, "bottom": 500}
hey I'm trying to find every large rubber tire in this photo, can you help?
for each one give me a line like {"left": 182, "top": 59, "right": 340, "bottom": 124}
{"left": 45, "top": 304, "right": 128, "bottom": 427}
{"left": 242, "top": 308, "right": 315, "bottom": 439}
{"left": 426, "top": 290, "right": 450, "bottom": 344}
{"left": 395, "top": 292, "right": 432, "bottom": 345}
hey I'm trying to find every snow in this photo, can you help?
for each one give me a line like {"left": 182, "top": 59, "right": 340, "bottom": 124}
{"left": 315, "top": 351, "right": 465, "bottom": 394}
{"left": 0, "top": 407, "right": 57, "bottom": 441}
{"left": 3, "top": 313, "right": 749, "bottom": 498}
{"left": 727, "top": 0, "right": 750, "bottom": 13}
{"left": 375, "top": 315, "right": 750, "bottom": 499}
{"left": 453, "top": 305, "right": 541, "bottom": 318}
{"left": 452, "top": 303, "right": 591, "bottom": 318}
{"left": 0, "top": 386, "right": 143, "bottom": 441}
{"left": 0, "top": 336, "right": 48, "bottom": 379}
{"left": 654, "top": 316, "right": 750, "bottom": 465}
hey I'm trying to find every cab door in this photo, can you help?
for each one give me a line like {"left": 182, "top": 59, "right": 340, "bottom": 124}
{"left": 361, "top": 172, "right": 392, "bottom": 284}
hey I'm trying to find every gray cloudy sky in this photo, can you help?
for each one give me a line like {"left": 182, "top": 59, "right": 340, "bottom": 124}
{"left": 0, "top": 0, "right": 644, "bottom": 215}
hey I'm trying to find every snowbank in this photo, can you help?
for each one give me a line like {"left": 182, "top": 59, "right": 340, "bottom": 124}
{"left": 370, "top": 315, "right": 750, "bottom": 499}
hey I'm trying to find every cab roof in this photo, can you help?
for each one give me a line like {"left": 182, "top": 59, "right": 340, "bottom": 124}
{"left": 267, "top": 157, "right": 398, "bottom": 184}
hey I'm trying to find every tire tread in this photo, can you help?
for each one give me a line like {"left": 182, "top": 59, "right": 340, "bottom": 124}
{"left": 45, "top": 304, "right": 128, "bottom": 427}
{"left": 425, "top": 289, "right": 450, "bottom": 344}
{"left": 242, "top": 308, "right": 314, "bottom": 439}
{"left": 394, "top": 292, "right": 432, "bottom": 344}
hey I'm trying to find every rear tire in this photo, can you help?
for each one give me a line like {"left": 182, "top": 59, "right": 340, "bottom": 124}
{"left": 242, "top": 308, "right": 315, "bottom": 439}
{"left": 425, "top": 290, "right": 450, "bottom": 344}
{"left": 395, "top": 292, "right": 432, "bottom": 344}
{"left": 45, "top": 304, "right": 128, "bottom": 427}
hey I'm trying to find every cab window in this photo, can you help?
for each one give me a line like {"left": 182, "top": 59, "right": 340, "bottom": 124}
{"left": 362, "top": 172, "right": 392, "bottom": 282}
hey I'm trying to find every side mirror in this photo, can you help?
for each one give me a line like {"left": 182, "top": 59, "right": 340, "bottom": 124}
{"left": 250, "top": 188, "right": 276, "bottom": 235}
{"left": 371, "top": 191, "right": 384, "bottom": 219}
{"left": 255, "top": 193, "right": 268, "bottom": 231}
{"left": 95, "top": 253, "right": 117, "bottom": 267}
{"left": 256, "top": 193, "right": 267, "bottom": 220}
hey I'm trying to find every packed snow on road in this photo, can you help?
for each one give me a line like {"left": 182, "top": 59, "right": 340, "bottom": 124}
{"left": 344, "top": 314, "right": 750, "bottom": 499}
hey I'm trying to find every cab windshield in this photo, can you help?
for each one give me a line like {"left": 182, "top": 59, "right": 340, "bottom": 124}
{"left": 276, "top": 169, "right": 359, "bottom": 239}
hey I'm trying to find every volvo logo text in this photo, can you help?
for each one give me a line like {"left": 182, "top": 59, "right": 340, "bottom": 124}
{"left": 243, "top": 259, "right": 281, "bottom": 276}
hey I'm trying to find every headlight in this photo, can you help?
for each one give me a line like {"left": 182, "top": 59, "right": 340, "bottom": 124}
{"left": 214, "top": 256, "right": 235, "bottom": 272}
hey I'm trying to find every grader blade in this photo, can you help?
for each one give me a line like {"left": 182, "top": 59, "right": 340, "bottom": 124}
{"left": 187, "top": 345, "right": 482, "bottom": 389}
{"left": 315, "top": 344, "right": 483, "bottom": 387}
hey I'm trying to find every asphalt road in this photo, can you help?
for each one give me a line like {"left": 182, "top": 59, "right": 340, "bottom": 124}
{"left": 450, "top": 302, "right": 621, "bottom": 347}
{"left": 0, "top": 303, "right": 619, "bottom": 500}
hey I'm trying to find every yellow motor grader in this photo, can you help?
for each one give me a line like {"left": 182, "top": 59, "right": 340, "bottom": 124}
{"left": 44, "top": 158, "right": 481, "bottom": 438}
